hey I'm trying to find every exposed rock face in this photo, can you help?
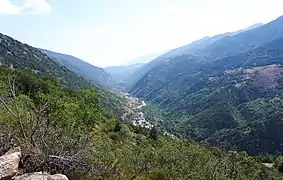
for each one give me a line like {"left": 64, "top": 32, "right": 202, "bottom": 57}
{"left": 12, "top": 172, "right": 68, "bottom": 180}
{"left": 0, "top": 147, "right": 21, "bottom": 179}
{"left": 0, "top": 134, "right": 13, "bottom": 156}
{"left": 0, "top": 147, "right": 68, "bottom": 180}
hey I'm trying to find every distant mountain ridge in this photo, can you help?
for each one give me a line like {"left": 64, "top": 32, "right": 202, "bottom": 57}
{"left": 104, "top": 54, "right": 160, "bottom": 91}
{"left": 122, "top": 23, "right": 264, "bottom": 91}
{"left": 123, "top": 54, "right": 160, "bottom": 66}
{"left": 103, "top": 23, "right": 263, "bottom": 91}
{"left": 131, "top": 16, "right": 283, "bottom": 98}
{"left": 129, "top": 15, "right": 283, "bottom": 155}
{"left": 153, "top": 23, "right": 263, "bottom": 61}
{"left": 104, "top": 63, "right": 144, "bottom": 91}
{"left": 40, "top": 49, "right": 116, "bottom": 89}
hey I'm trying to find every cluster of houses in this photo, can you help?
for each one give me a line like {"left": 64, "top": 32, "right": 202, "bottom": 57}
{"left": 122, "top": 92, "right": 153, "bottom": 129}
{"left": 132, "top": 112, "right": 153, "bottom": 129}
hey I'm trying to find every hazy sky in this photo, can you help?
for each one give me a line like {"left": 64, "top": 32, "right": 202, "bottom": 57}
{"left": 1, "top": 0, "right": 283, "bottom": 67}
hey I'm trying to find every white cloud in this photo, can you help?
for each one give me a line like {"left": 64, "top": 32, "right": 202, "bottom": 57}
{"left": 21, "top": 0, "right": 51, "bottom": 14}
{"left": 0, "top": 0, "right": 51, "bottom": 15}
{"left": 0, "top": 0, "right": 21, "bottom": 14}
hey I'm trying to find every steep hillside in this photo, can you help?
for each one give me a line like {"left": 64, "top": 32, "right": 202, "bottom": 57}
{"left": 0, "top": 33, "right": 125, "bottom": 118}
{"left": 130, "top": 16, "right": 283, "bottom": 155}
{"left": 127, "top": 23, "right": 264, "bottom": 89}
{"left": 0, "top": 33, "right": 90, "bottom": 90}
{"left": 40, "top": 49, "right": 116, "bottom": 89}
{"left": 181, "top": 63, "right": 283, "bottom": 155}
{"left": 195, "top": 16, "right": 283, "bottom": 62}
{"left": 124, "top": 35, "right": 224, "bottom": 88}
{"left": 131, "top": 16, "right": 283, "bottom": 106}
{"left": 147, "top": 24, "right": 262, "bottom": 63}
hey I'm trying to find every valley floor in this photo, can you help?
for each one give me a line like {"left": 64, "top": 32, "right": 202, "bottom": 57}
{"left": 120, "top": 92, "right": 153, "bottom": 129}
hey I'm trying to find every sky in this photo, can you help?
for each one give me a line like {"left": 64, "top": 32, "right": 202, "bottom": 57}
{"left": 1, "top": 0, "right": 283, "bottom": 67}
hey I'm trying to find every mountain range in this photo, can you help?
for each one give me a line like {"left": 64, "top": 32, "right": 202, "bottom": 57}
{"left": 1, "top": 14, "right": 283, "bottom": 156}
{"left": 104, "top": 54, "right": 160, "bottom": 91}
{"left": 123, "top": 54, "right": 160, "bottom": 66}
{"left": 2, "top": 15, "right": 283, "bottom": 178}
{"left": 129, "top": 15, "right": 283, "bottom": 155}
{"left": 107, "top": 23, "right": 264, "bottom": 92}
{"left": 40, "top": 49, "right": 116, "bottom": 89}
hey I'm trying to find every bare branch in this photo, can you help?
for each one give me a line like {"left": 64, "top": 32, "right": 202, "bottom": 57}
{"left": 5, "top": 75, "right": 27, "bottom": 141}
{"left": 0, "top": 96, "right": 17, "bottom": 118}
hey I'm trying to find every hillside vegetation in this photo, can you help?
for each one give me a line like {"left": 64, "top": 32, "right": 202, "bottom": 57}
{"left": 2, "top": 13, "right": 283, "bottom": 179}
{"left": 1, "top": 65, "right": 282, "bottom": 179}
{"left": 0, "top": 33, "right": 125, "bottom": 118}
{"left": 40, "top": 49, "right": 116, "bottom": 89}
{"left": 130, "top": 16, "right": 283, "bottom": 156}
{"left": 1, "top": 30, "right": 283, "bottom": 179}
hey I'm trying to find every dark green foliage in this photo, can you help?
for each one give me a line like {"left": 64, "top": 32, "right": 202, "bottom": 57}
{"left": 0, "top": 33, "right": 92, "bottom": 90}
{"left": 149, "top": 127, "right": 158, "bottom": 141}
{"left": 256, "top": 154, "right": 276, "bottom": 163}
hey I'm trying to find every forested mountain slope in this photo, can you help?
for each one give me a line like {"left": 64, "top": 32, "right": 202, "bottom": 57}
{"left": 130, "top": 16, "right": 283, "bottom": 155}
{"left": 0, "top": 33, "right": 125, "bottom": 118}
{"left": 0, "top": 33, "right": 90, "bottom": 90}
{"left": 40, "top": 49, "right": 116, "bottom": 89}
{"left": 194, "top": 16, "right": 283, "bottom": 62}
{"left": 152, "top": 23, "right": 262, "bottom": 61}
{"left": 127, "top": 22, "right": 266, "bottom": 89}
{"left": 131, "top": 16, "right": 283, "bottom": 111}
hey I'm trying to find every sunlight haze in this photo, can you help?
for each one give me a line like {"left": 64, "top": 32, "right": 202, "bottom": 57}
{"left": 1, "top": 0, "right": 283, "bottom": 67}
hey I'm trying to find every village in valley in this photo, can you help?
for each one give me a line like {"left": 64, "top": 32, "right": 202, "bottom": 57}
{"left": 120, "top": 92, "right": 153, "bottom": 129}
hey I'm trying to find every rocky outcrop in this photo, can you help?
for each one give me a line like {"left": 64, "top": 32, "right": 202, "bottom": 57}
{"left": 0, "top": 147, "right": 68, "bottom": 180}
{"left": 0, "top": 147, "right": 21, "bottom": 179}
{"left": 12, "top": 172, "right": 68, "bottom": 180}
